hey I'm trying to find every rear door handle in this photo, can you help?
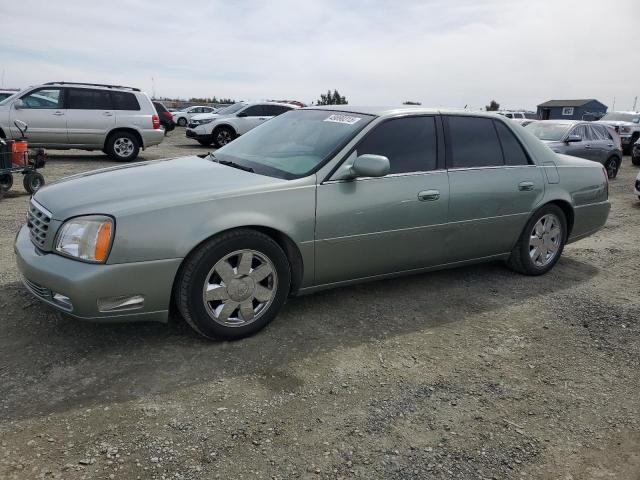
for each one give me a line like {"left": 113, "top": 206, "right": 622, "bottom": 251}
{"left": 103, "top": 111, "right": 114, "bottom": 117}
{"left": 518, "top": 181, "right": 534, "bottom": 191}
{"left": 418, "top": 190, "right": 440, "bottom": 201}
{"left": 52, "top": 111, "right": 64, "bottom": 116}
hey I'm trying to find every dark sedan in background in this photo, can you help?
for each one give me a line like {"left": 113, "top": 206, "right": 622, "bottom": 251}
{"left": 526, "top": 120, "right": 623, "bottom": 178}
{"left": 153, "top": 101, "right": 175, "bottom": 134}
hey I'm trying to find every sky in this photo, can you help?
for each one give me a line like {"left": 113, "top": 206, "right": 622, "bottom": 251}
{"left": 1, "top": 0, "right": 639, "bottom": 111}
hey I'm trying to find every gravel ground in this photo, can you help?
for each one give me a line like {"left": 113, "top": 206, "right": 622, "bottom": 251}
{"left": 1, "top": 129, "right": 639, "bottom": 479}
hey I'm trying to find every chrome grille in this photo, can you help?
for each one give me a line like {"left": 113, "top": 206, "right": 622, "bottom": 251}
{"left": 27, "top": 200, "right": 52, "bottom": 248}
{"left": 23, "top": 277, "right": 52, "bottom": 301}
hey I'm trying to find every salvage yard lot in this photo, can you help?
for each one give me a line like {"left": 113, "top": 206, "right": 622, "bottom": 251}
{"left": 1, "top": 130, "right": 639, "bottom": 479}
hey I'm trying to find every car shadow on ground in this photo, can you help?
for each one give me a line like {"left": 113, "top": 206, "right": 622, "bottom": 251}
{"left": 0, "top": 256, "right": 598, "bottom": 421}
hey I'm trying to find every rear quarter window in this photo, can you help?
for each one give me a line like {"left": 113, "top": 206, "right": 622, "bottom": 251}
{"left": 447, "top": 116, "right": 503, "bottom": 168}
{"left": 494, "top": 121, "right": 530, "bottom": 166}
{"left": 111, "top": 91, "right": 141, "bottom": 111}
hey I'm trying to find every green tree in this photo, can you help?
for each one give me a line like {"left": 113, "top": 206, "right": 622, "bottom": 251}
{"left": 485, "top": 100, "right": 500, "bottom": 111}
{"left": 317, "top": 89, "right": 348, "bottom": 105}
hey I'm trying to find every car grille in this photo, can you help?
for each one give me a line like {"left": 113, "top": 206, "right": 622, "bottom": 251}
{"left": 27, "top": 200, "right": 52, "bottom": 248}
{"left": 23, "top": 276, "right": 52, "bottom": 301}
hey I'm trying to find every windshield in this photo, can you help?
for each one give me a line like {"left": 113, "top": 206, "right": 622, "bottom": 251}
{"left": 216, "top": 103, "right": 246, "bottom": 115}
{"left": 600, "top": 112, "right": 640, "bottom": 123}
{"left": 525, "top": 122, "right": 571, "bottom": 141}
{"left": 213, "top": 109, "right": 375, "bottom": 179}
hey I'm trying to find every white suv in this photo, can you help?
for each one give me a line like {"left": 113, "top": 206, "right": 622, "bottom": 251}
{"left": 185, "top": 102, "right": 297, "bottom": 147}
{"left": 173, "top": 105, "right": 218, "bottom": 127}
{"left": 0, "top": 82, "right": 164, "bottom": 161}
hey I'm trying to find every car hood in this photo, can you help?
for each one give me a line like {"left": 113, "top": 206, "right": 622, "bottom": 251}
{"left": 34, "top": 156, "right": 283, "bottom": 220}
{"left": 191, "top": 113, "right": 224, "bottom": 121}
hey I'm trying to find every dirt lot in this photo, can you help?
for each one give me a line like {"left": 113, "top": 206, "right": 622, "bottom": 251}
{"left": 1, "top": 129, "right": 639, "bottom": 479}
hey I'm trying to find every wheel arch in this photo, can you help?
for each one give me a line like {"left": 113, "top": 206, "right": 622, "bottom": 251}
{"left": 543, "top": 199, "right": 575, "bottom": 237}
{"left": 171, "top": 225, "right": 305, "bottom": 303}
{"left": 104, "top": 128, "right": 144, "bottom": 150}
{"left": 212, "top": 123, "right": 237, "bottom": 136}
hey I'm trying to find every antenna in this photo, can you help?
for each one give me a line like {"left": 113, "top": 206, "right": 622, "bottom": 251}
{"left": 151, "top": 77, "right": 156, "bottom": 99}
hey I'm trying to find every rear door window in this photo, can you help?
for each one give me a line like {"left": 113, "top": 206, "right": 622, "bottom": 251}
{"left": 355, "top": 116, "right": 438, "bottom": 174}
{"left": 263, "top": 105, "right": 292, "bottom": 116}
{"left": 447, "top": 116, "right": 504, "bottom": 168}
{"left": 67, "top": 88, "right": 113, "bottom": 109}
{"left": 111, "top": 91, "right": 140, "bottom": 111}
{"left": 242, "top": 105, "right": 266, "bottom": 117}
{"left": 494, "top": 121, "right": 530, "bottom": 166}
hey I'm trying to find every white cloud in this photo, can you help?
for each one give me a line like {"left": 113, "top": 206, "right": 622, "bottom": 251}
{"left": 1, "top": 0, "right": 638, "bottom": 110}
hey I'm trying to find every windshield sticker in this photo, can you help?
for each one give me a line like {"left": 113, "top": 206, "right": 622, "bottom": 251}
{"left": 324, "top": 114, "right": 362, "bottom": 125}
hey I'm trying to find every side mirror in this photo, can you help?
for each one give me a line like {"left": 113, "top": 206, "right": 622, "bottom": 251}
{"left": 237, "top": 111, "right": 248, "bottom": 117}
{"left": 13, "top": 99, "right": 24, "bottom": 109}
{"left": 565, "top": 134, "right": 582, "bottom": 143}
{"left": 350, "top": 154, "right": 390, "bottom": 178}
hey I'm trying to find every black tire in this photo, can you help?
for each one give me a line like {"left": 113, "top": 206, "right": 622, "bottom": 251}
{"left": 0, "top": 188, "right": 4, "bottom": 200}
{"left": 0, "top": 173, "right": 13, "bottom": 192}
{"left": 632, "top": 154, "right": 640, "bottom": 166}
{"left": 175, "top": 229, "right": 291, "bottom": 340}
{"left": 106, "top": 131, "right": 140, "bottom": 162}
{"left": 197, "top": 139, "right": 213, "bottom": 146}
{"left": 507, "top": 204, "right": 567, "bottom": 276}
{"left": 23, "top": 172, "right": 45, "bottom": 194}
{"left": 212, "top": 126, "right": 236, "bottom": 148}
{"left": 177, "top": 117, "right": 187, "bottom": 127}
{"left": 604, "top": 156, "right": 620, "bottom": 179}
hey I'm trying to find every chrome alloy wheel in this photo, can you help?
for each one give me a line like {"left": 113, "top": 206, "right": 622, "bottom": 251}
{"left": 528, "top": 214, "right": 562, "bottom": 267}
{"left": 215, "top": 129, "right": 233, "bottom": 146}
{"left": 202, "top": 249, "right": 278, "bottom": 327}
{"left": 113, "top": 137, "right": 134, "bottom": 157}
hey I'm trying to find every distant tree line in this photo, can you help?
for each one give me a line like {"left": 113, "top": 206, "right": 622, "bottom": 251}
{"left": 156, "top": 96, "right": 235, "bottom": 104}
{"left": 316, "top": 89, "right": 348, "bottom": 105}
{"left": 403, "top": 101, "right": 421, "bottom": 105}
{"left": 485, "top": 100, "right": 500, "bottom": 111}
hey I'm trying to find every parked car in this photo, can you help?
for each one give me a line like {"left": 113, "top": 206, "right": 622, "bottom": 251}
{"left": 596, "top": 111, "right": 640, "bottom": 154}
{"left": 526, "top": 120, "right": 623, "bottom": 178}
{"left": 173, "top": 106, "right": 218, "bottom": 127}
{"left": 497, "top": 111, "right": 538, "bottom": 120}
{"left": 15, "top": 107, "right": 610, "bottom": 340}
{"left": 0, "top": 82, "right": 163, "bottom": 161}
{"left": 152, "top": 101, "right": 175, "bottom": 134}
{"left": 516, "top": 119, "right": 538, "bottom": 127}
{"left": 634, "top": 170, "right": 640, "bottom": 200}
{"left": 632, "top": 139, "right": 640, "bottom": 166}
{"left": 186, "top": 101, "right": 297, "bottom": 147}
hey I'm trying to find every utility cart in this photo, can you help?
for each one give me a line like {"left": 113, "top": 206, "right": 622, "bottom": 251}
{"left": 0, "top": 120, "right": 46, "bottom": 201}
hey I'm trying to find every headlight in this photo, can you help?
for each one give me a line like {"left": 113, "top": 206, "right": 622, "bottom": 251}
{"left": 192, "top": 119, "right": 213, "bottom": 125}
{"left": 55, "top": 215, "right": 114, "bottom": 263}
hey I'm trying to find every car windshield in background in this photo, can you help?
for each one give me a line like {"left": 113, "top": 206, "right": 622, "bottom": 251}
{"left": 525, "top": 122, "right": 571, "bottom": 141}
{"left": 217, "top": 103, "right": 246, "bottom": 115}
{"left": 600, "top": 112, "right": 640, "bottom": 123}
{"left": 0, "top": 90, "right": 22, "bottom": 105}
{"left": 213, "top": 109, "right": 374, "bottom": 179}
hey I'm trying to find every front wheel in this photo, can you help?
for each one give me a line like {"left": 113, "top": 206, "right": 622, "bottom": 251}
{"left": 23, "top": 172, "right": 45, "bottom": 194}
{"left": 175, "top": 229, "right": 291, "bottom": 340}
{"left": 212, "top": 126, "right": 236, "bottom": 148}
{"left": 106, "top": 132, "right": 140, "bottom": 162}
{"left": 632, "top": 154, "right": 640, "bottom": 166}
{"left": 177, "top": 117, "right": 187, "bottom": 127}
{"left": 604, "top": 157, "right": 619, "bottom": 179}
{"left": 507, "top": 204, "right": 567, "bottom": 275}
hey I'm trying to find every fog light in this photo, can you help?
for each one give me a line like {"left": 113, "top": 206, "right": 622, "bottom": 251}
{"left": 52, "top": 292, "right": 73, "bottom": 311}
{"left": 97, "top": 295, "right": 144, "bottom": 312}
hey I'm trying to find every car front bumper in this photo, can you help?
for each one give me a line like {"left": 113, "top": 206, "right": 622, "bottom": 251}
{"left": 185, "top": 128, "right": 213, "bottom": 143}
{"left": 14, "top": 225, "right": 182, "bottom": 323}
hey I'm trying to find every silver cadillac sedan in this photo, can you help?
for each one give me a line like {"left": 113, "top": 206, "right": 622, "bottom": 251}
{"left": 15, "top": 107, "right": 611, "bottom": 339}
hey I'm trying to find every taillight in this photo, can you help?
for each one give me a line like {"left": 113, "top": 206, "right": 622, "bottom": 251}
{"left": 152, "top": 114, "right": 160, "bottom": 129}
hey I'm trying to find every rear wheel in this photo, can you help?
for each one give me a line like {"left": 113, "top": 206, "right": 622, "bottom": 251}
{"left": 212, "top": 126, "right": 235, "bottom": 148}
{"left": 632, "top": 154, "right": 640, "bottom": 166}
{"left": 23, "top": 172, "right": 44, "bottom": 194}
{"left": 604, "top": 156, "right": 620, "bottom": 179}
{"left": 177, "top": 117, "right": 187, "bottom": 127}
{"left": 507, "top": 204, "right": 567, "bottom": 275}
{"left": 106, "top": 132, "right": 140, "bottom": 162}
{"left": 0, "top": 173, "right": 13, "bottom": 192}
{"left": 175, "top": 229, "right": 291, "bottom": 340}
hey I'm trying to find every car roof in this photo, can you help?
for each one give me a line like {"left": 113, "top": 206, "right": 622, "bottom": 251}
{"left": 534, "top": 120, "right": 583, "bottom": 125}
{"left": 42, "top": 82, "right": 141, "bottom": 92}
{"left": 303, "top": 105, "right": 527, "bottom": 118}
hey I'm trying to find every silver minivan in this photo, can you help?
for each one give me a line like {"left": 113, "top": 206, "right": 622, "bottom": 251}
{"left": 0, "top": 82, "right": 165, "bottom": 161}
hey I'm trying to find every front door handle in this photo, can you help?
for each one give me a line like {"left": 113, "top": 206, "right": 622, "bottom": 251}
{"left": 584, "top": 145, "right": 591, "bottom": 149}
{"left": 52, "top": 111, "right": 64, "bottom": 116}
{"left": 103, "top": 111, "right": 114, "bottom": 116}
{"left": 518, "top": 181, "right": 534, "bottom": 191}
{"left": 418, "top": 190, "right": 440, "bottom": 201}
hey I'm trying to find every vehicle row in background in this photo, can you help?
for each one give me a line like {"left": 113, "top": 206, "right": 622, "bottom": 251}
{"left": 525, "top": 120, "right": 622, "bottom": 178}
{"left": 186, "top": 101, "right": 298, "bottom": 147}
{"left": 596, "top": 111, "right": 640, "bottom": 155}
{"left": 172, "top": 105, "right": 218, "bottom": 127}
{"left": 0, "top": 82, "right": 164, "bottom": 161}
